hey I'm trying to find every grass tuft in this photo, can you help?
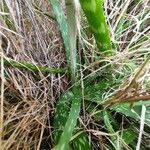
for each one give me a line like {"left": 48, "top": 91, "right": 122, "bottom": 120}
{"left": 0, "top": 0, "right": 150, "bottom": 149}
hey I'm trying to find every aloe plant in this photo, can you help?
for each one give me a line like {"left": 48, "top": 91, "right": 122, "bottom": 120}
{"left": 49, "top": 0, "right": 150, "bottom": 149}
{"left": 49, "top": 1, "right": 116, "bottom": 149}
{"left": 66, "top": 0, "right": 77, "bottom": 82}
{"left": 80, "top": 0, "right": 113, "bottom": 54}
{"left": 48, "top": 1, "right": 84, "bottom": 150}
{"left": 55, "top": 87, "right": 81, "bottom": 150}
{"left": 1, "top": 0, "right": 150, "bottom": 149}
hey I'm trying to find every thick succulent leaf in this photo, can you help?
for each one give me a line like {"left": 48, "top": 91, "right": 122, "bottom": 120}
{"left": 48, "top": 0, "right": 77, "bottom": 82}
{"left": 111, "top": 102, "right": 150, "bottom": 127}
{"left": 84, "top": 80, "right": 112, "bottom": 102}
{"left": 4, "top": 57, "right": 65, "bottom": 74}
{"left": 79, "top": 0, "right": 114, "bottom": 54}
{"left": 56, "top": 87, "right": 81, "bottom": 150}
{"left": 48, "top": 0, "right": 70, "bottom": 65}
{"left": 53, "top": 88, "right": 91, "bottom": 150}
{"left": 53, "top": 91, "right": 74, "bottom": 143}
{"left": 122, "top": 128, "right": 136, "bottom": 145}
{"left": 66, "top": 0, "right": 77, "bottom": 81}
{"left": 72, "top": 132, "right": 91, "bottom": 150}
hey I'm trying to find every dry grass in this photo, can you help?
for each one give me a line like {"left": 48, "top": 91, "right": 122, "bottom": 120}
{"left": 0, "top": 0, "right": 68, "bottom": 149}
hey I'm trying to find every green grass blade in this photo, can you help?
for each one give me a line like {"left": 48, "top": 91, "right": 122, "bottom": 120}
{"left": 4, "top": 57, "right": 65, "bottom": 74}
{"left": 79, "top": 0, "right": 113, "bottom": 54}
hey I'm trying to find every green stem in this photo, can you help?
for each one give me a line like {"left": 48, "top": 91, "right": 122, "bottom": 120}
{"left": 80, "top": 0, "right": 113, "bottom": 54}
{"left": 4, "top": 58, "right": 65, "bottom": 74}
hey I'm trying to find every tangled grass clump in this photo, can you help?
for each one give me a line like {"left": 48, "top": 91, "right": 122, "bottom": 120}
{"left": 0, "top": 0, "right": 150, "bottom": 149}
{"left": 0, "top": 0, "right": 68, "bottom": 149}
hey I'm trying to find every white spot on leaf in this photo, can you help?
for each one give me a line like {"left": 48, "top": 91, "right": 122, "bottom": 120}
{"left": 82, "top": 1, "right": 97, "bottom": 13}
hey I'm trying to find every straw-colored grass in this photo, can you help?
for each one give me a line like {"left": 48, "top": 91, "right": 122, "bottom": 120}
{"left": 1, "top": 0, "right": 68, "bottom": 149}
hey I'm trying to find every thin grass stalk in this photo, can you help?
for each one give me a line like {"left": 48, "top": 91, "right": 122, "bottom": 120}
{"left": 0, "top": 27, "right": 5, "bottom": 147}
{"left": 3, "top": 57, "right": 65, "bottom": 74}
{"left": 33, "top": 4, "right": 56, "bottom": 21}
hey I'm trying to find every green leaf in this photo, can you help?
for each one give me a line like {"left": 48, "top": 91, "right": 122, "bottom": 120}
{"left": 49, "top": 1, "right": 82, "bottom": 149}
{"left": 85, "top": 80, "right": 111, "bottom": 102}
{"left": 54, "top": 90, "right": 90, "bottom": 149}
{"left": 79, "top": 0, "right": 114, "bottom": 55}
{"left": 111, "top": 102, "right": 150, "bottom": 127}
{"left": 56, "top": 87, "right": 81, "bottom": 150}
{"left": 48, "top": 0, "right": 70, "bottom": 65}
{"left": 122, "top": 128, "right": 136, "bottom": 145}
{"left": 65, "top": 0, "right": 77, "bottom": 82}
{"left": 48, "top": 0, "right": 77, "bottom": 82}
{"left": 72, "top": 131, "right": 91, "bottom": 150}
{"left": 53, "top": 91, "right": 74, "bottom": 143}
{"left": 4, "top": 57, "right": 65, "bottom": 74}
